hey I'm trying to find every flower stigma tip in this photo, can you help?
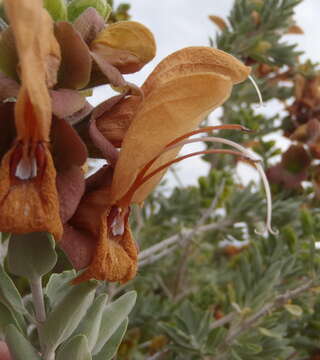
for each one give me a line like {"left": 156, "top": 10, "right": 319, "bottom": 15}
{"left": 248, "top": 75, "right": 265, "bottom": 108}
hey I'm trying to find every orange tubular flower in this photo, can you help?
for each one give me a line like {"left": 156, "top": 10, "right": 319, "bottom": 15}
{"left": 61, "top": 47, "right": 251, "bottom": 284}
{"left": 0, "top": 0, "right": 62, "bottom": 239}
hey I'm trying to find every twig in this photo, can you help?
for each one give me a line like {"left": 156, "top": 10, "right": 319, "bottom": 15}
{"left": 226, "top": 279, "right": 314, "bottom": 343}
{"left": 286, "top": 351, "right": 299, "bottom": 360}
{"left": 210, "top": 312, "right": 236, "bottom": 329}
{"left": 156, "top": 275, "right": 174, "bottom": 300}
{"left": 139, "top": 241, "right": 181, "bottom": 267}
{"left": 138, "top": 220, "right": 230, "bottom": 263}
{"left": 173, "top": 180, "right": 226, "bottom": 296}
{"left": 169, "top": 166, "right": 184, "bottom": 188}
{"left": 213, "top": 279, "right": 315, "bottom": 360}
{"left": 145, "top": 350, "right": 169, "bottom": 360}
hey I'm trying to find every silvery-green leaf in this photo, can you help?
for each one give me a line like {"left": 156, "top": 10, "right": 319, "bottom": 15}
{"left": 284, "top": 304, "right": 303, "bottom": 317}
{"left": 5, "top": 324, "right": 41, "bottom": 360}
{"left": 7, "top": 233, "right": 57, "bottom": 281}
{"left": 0, "top": 232, "right": 11, "bottom": 242}
{"left": 44, "top": 0, "right": 67, "bottom": 21}
{"left": 45, "top": 270, "right": 76, "bottom": 308}
{"left": 74, "top": 293, "right": 108, "bottom": 351}
{"left": 0, "top": 0, "right": 7, "bottom": 21}
{"left": 0, "top": 266, "right": 26, "bottom": 315}
{"left": 42, "top": 280, "right": 97, "bottom": 352}
{"left": 93, "top": 318, "right": 128, "bottom": 360}
{"left": 258, "top": 327, "right": 282, "bottom": 339}
{"left": 57, "top": 335, "right": 91, "bottom": 360}
{"left": 93, "top": 291, "right": 136, "bottom": 354}
{"left": 0, "top": 303, "right": 23, "bottom": 336}
{"left": 67, "top": 0, "right": 109, "bottom": 22}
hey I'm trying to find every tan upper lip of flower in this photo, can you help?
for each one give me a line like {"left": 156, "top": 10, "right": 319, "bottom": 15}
{"left": 107, "top": 47, "right": 250, "bottom": 206}
{"left": 0, "top": 0, "right": 63, "bottom": 239}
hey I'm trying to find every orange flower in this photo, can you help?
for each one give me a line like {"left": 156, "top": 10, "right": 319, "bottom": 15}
{"left": 0, "top": 0, "right": 62, "bottom": 238}
{"left": 0, "top": 2, "right": 155, "bottom": 244}
{"left": 61, "top": 47, "right": 252, "bottom": 283}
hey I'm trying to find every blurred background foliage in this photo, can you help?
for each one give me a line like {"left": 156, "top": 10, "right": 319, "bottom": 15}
{"left": 115, "top": 0, "right": 320, "bottom": 359}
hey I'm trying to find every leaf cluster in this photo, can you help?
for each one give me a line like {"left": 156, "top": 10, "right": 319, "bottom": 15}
{"left": 0, "top": 233, "right": 137, "bottom": 360}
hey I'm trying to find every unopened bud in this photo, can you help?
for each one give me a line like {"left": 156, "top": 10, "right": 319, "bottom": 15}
{"left": 67, "top": 0, "right": 111, "bottom": 22}
{"left": 253, "top": 41, "right": 272, "bottom": 54}
{"left": 300, "top": 207, "right": 314, "bottom": 236}
{"left": 43, "top": 0, "right": 67, "bottom": 21}
{"left": 282, "top": 225, "right": 297, "bottom": 253}
{"left": 91, "top": 21, "right": 156, "bottom": 74}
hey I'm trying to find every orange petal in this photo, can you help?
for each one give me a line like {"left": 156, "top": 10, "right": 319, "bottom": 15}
{"left": 95, "top": 47, "right": 250, "bottom": 157}
{"left": 103, "top": 47, "right": 250, "bottom": 204}
{"left": 73, "top": 215, "right": 137, "bottom": 284}
{"left": 142, "top": 47, "right": 251, "bottom": 95}
{"left": 65, "top": 183, "right": 136, "bottom": 283}
{"left": 208, "top": 15, "right": 228, "bottom": 31}
{"left": 0, "top": 144, "right": 63, "bottom": 239}
{"left": 111, "top": 72, "right": 233, "bottom": 204}
{"left": 4, "top": 0, "right": 60, "bottom": 88}
{"left": 5, "top": 0, "right": 61, "bottom": 141}
{"left": 1, "top": 0, "right": 63, "bottom": 237}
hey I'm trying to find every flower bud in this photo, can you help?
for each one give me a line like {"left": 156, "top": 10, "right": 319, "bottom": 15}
{"left": 91, "top": 21, "right": 156, "bottom": 74}
{"left": 43, "top": 0, "right": 67, "bottom": 21}
{"left": 253, "top": 40, "right": 272, "bottom": 54}
{"left": 68, "top": 0, "right": 111, "bottom": 22}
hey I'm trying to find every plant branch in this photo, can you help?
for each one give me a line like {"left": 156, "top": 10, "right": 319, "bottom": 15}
{"left": 210, "top": 312, "right": 236, "bottom": 329}
{"left": 138, "top": 220, "right": 231, "bottom": 266}
{"left": 173, "top": 180, "right": 226, "bottom": 296}
{"left": 213, "top": 279, "right": 315, "bottom": 359}
{"left": 226, "top": 279, "right": 314, "bottom": 343}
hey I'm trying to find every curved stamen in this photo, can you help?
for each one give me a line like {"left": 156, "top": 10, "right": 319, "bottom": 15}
{"left": 248, "top": 75, "right": 264, "bottom": 108}
{"left": 166, "top": 136, "right": 277, "bottom": 235}
{"left": 166, "top": 124, "right": 252, "bottom": 148}
{"left": 121, "top": 135, "right": 277, "bottom": 236}
{"left": 139, "top": 148, "right": 253, "bottom": 186}
{"left": 254, "top": 161, "right": 279, "bottom": 236}
{"left": 122, "top": 125, "right": 251, "bottom": 202}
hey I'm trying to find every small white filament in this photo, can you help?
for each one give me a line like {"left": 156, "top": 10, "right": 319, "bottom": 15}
{"left": 166, "top": 136, "right": 278, "bottom": 236}
{"left": 111, "top": 209, "right": 125, "bottom": 236}
{"left": 15, "top": 157, "right": 37, "bottom": 180}
{"left": 248, "top": 75, "right": 264, "bottom": 108}
{"left": 254, "top": 162, "right": 279, "bottom": 236}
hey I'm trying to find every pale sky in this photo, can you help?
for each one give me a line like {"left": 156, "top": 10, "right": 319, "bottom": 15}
{"left": 89, "top": 0, "right": 320, "bottom": 188}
